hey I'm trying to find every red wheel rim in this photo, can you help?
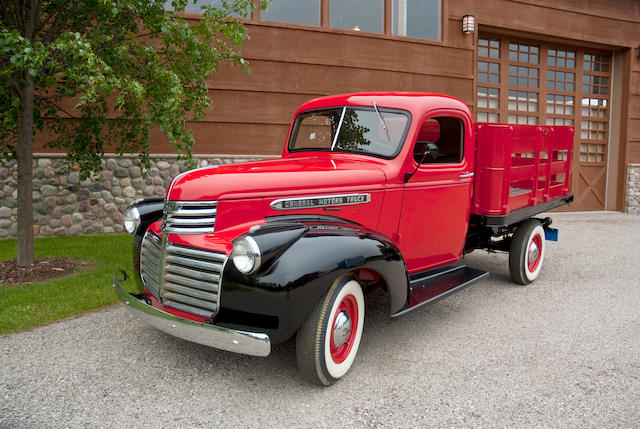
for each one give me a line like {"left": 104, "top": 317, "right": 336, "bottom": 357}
{"left": 527, "top": 233, "right": 543, "bottom": 272}
{"left": 329, "top": 294, "right": 359, "bottom": 364}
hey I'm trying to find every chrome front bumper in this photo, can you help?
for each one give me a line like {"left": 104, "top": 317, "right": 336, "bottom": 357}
{"left": 113, "top": 274, "right": 271, "bottom": 357}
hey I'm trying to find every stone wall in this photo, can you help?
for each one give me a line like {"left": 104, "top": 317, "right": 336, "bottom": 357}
{"left": 627, "top": 164, "right": 640, "bottom": 214}
{"left": 2, "top": 156, "right": 639, "bottom": 238}
{"left": 0, "top": 154, "right": 274, "bottom": 238}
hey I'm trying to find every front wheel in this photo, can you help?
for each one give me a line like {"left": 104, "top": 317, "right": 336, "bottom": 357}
{"left": 296, "top": 278, "right": 365, "bottom": 386}
{"left": 509, "top": 219, "right": 546, "bottom": 285}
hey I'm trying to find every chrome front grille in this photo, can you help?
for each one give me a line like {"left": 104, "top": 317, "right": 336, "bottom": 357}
{"left": 162, "top": 200, "right": 217, "bottom": 234}
{"left": 162, "top": 242, "right": 225, "bottom": 318}
{"left": 139, "top": 231, "right": 226, "bottom": 318}
{"left": 140, "top": 232, "right": 162, "bottom": 299}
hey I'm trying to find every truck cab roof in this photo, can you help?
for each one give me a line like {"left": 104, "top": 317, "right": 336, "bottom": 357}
{"left": 293, "top": 92, "right": 472, "bottom": 118}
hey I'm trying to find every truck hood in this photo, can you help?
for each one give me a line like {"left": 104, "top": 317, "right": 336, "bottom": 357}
{"left": 167, "top": 156, "right": 387, "bottom": 201}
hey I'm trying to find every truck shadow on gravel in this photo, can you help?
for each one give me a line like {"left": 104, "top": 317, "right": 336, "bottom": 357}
{"left": 122, "top": 279, "right": 498, "bottom": 388}
{"left": 120, "top": 249, "right": 530, "bottom": 388}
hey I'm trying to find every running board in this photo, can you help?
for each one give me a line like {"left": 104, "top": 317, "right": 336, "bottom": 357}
{"left": 391, "top": 265, "right": 488, "bottom": 318}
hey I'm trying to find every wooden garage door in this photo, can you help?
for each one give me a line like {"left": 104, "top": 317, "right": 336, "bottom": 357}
{"left": 476, "top": 33, "right": 612, "bottom": 210}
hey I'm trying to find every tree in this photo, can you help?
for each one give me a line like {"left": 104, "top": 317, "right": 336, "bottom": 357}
{"left": 0, "top": 0, "right": 256, "bottom": 266}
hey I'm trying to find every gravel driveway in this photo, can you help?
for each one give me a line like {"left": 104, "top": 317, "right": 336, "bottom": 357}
{"left": 1, "top": 212, "right": 639, "bottom": 428}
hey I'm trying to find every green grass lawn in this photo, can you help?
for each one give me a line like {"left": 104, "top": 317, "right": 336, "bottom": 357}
{"left": 0, "top": 234, "right": 142, "bottom": 335}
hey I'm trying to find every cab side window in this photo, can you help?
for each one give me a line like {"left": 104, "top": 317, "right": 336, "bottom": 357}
{"left": 414, "top": 117, "right": 464, "bottom": 163}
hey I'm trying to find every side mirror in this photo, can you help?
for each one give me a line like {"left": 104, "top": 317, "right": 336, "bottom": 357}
{"left": 405, "top": 142, "right": 440, "bottom": 182}
{"left": 425, "top": 143, "right": 439, "bottom": 161}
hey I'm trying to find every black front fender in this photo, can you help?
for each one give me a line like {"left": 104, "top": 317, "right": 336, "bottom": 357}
{"left": 217, "top": 222, "right": 408, "bottom": 343}
{"left": 130, "top": 198, "right": 164, "bottom": 276}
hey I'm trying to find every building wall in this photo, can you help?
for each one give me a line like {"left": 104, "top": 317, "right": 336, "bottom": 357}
{"left": 452, "top": 0, "right": 640, "bottom": 211}
{"left": 631, "top": 49, "right": 640, "bottom": 169}
{"left": 28, "top": 0, "right": 640, "bottom": 222}
{"left": 34, "top": 4, "right": 476, "bottom": 156}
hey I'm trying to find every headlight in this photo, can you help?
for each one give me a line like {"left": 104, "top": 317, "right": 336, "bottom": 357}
{"left": 231, "top": 236, "right": 261, "bottom": 275}
{"left": 123, "top": 205, "right": 141, "bottom": 234}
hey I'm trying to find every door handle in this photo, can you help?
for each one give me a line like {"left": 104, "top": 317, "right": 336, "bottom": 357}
{"left": 459, "top": 172, "right": 474, "bottom": 178}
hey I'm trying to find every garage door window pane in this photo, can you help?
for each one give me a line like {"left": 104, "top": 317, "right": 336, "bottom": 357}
{"left": 477, "top": 87, "right": 499, "bottom": 109}
{"left": 584, "top": 54, "right": 610, "bottom": 73}
{"left": 330, "top": 0, "right": 383, "bottom": 33}
{"left": 392, "top": 0, "right": 441, "bottom": 41}
{"left": 548, "top": 49, "right": 575, "bottom": 69}
{"left": 509, "top": 65, "right": 538, "bottom": 88}
{"left": 262, "top": 0, "right": 320, "bottom": 25}
{"left": 509, "top": 43, "right": 539, "bottom": 64}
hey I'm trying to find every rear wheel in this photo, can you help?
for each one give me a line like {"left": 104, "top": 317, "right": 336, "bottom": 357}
{"left": 296, "top": 278, "right": 365, "bottom": 386}
{"left": 509, "top": 219, "right": 546, "bottom": 285}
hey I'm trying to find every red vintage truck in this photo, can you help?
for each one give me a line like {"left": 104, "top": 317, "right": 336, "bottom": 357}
{"left": 114, "top": 92, "right": 573, "bottom": 386}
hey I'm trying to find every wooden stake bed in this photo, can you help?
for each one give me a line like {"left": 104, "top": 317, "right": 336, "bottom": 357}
{"left": 471, "top": 123, "right": 574, "bottom": 217}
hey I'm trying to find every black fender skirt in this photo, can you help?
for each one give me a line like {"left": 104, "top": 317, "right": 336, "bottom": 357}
{"left": 216, "top": 219, "right": 408, "bottom": 344}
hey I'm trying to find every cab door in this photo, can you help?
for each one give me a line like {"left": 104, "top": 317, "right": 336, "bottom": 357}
{"left": 397, "top": 110, "right": 475, "bottom": 273}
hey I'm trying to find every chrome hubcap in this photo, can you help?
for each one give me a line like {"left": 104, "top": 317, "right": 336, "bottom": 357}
{"left": 528, "top": 241, "right": 540, "bottom": 265}
{"left": 332, "top": 310, "right": 352, "bottom": 348}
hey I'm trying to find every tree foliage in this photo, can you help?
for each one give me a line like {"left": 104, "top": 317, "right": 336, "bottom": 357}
{"left": 0, "top": 0, "right": 258, "bottom": 265}
{"left": 1, "top": 0, "right": 256, "bottom": 175}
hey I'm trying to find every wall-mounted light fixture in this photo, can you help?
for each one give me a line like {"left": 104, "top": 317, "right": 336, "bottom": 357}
{"left": 462, "top": 14, "right": 475, "bottom": 35}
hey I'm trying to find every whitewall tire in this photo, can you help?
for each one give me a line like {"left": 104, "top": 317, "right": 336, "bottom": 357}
{"left": 296, "top": 278, "right": 365, "bottom": 386}
{"left": 509, "top": 219, "right": 546, "bottom": 285}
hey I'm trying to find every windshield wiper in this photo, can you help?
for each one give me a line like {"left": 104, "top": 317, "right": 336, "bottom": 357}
{"left": 372, "top": 101, "right": 390, "bottom": 141}
{"left": 331, "top": 107, "right": 347, "bottom": 150}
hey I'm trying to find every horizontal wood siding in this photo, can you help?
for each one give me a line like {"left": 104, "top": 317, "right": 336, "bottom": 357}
{"left": 209, "top": 61, "right": 472, "bottom": 99}
{"left": 150, "top": 122, "right": 290, "bottom": 155}
{"left": 242, "top": 26, "right": 472, "bottom": 76}
{"left": 506, "top": 0, "right": 639, "bottom": 24}
{"left": 629, "top": 142, "right": 640, "bottom": 163}
{"left": 629, "top": 61, "right": 640, "bottom": 163}
{"left": 450, "top": 0, "right": 640, "bottom": 49}
{"left": 195, "top": 22, "right": 475, "bottom": 155}
{"left": 630, "top": 118, "right": 640, "bottom": 139}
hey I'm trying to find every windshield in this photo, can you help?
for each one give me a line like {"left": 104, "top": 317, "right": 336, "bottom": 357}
{"left": 288, "top": 107, "right": 410, "bottom": 158}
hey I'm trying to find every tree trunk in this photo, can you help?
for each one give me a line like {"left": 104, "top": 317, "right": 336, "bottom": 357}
{"left": 16, "top": 74, "right": 35, "bottom": 266}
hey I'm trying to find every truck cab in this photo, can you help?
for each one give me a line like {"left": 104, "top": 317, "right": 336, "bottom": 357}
{"left": 114, "top": 92, "right": 573, "bottom": 386}
{"left": 280, "top": 93, "right": 476, "bottom": 273}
